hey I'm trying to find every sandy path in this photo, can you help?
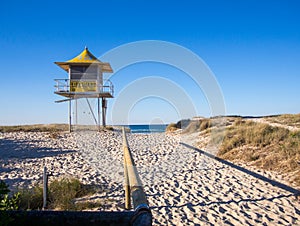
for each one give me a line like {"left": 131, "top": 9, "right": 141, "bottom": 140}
{"left": 0, "top": 131, "right": 125, "bottom": 210}
{"left": 0, "top": 131, "right": 299, "bottom": 225}
{"left": 127, "top": 133, "right": 300, "bottom": 225}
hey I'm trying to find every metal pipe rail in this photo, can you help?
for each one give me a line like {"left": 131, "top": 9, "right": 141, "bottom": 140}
{"left": 54, "top": 79, "right": 114, "bottom": 96}
{"left": 122, "top": 127, "right": 152, "bottom": 226}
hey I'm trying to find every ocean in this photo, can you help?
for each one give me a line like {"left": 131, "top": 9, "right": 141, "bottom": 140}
{"left": 127, "top": 124, "right": 167, "bottom": 133}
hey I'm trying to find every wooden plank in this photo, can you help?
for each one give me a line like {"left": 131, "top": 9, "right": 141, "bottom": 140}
{"left": 5, "top": 210, "right": 134, "bottom": 226}
{"left": 42, "top": 167, "right": 48, "bottom": 210}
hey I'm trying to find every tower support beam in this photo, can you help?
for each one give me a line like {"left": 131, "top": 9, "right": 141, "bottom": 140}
{"left": 102, "top": 98, "right": 107, "bottom": 127}
{"left": 98, "top": 98, "right": 101, "bottom": 131}
{"left": 69, "top": 99, "right": 72, "bottom": 133}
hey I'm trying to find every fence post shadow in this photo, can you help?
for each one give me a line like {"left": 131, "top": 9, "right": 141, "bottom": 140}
{"left": 180, "top": 142, "right": 300, "bottom": 197}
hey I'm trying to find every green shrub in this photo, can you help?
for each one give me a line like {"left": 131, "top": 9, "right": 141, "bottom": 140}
{"left": 48, "top": 178, "right": 84, "bottom": 210}
{"left": 19, "top": 186, "right": 43, "bottom": 210}
{"left": 0, "top": 181, "right": 20, "bottom": 211}
{"left": 18, "top": 178, "right": 99, "bottom": 211}
{"left": 0, "top": 180, "right": 20, "bottom": 226}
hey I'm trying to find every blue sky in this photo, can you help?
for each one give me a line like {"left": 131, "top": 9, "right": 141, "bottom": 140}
{"left": 0, "top": 0, "right": 300, "bottom": 125}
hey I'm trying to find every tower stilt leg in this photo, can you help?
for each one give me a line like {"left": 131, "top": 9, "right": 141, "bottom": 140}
{"left": 98, "top": 98, "right": 101, "bottom": 131}
{"left": 102, "top": 98, "right": 106, "bottom": 127}
{"left": 69, "top": 99, "right": 72, "bottom": 133}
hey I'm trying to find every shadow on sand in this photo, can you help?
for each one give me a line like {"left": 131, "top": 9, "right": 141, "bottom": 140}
{"left": 151, "top": 193, "right": 296, "bottom": 210}
{"left": 0, "top": 137, "right": 77, "bottom": 189}
{"left": 0, "top": 138, "right": 76, "bottom": 159}
{"left": 180, "top": 142, "right": 300, "bottom": 196}
{"left": 151, "top": 143, "right": 299, "bottom": 211}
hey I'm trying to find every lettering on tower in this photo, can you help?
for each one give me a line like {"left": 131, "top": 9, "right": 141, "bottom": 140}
{"left": 70, "top": 80, "right": 97, "bottom": 92}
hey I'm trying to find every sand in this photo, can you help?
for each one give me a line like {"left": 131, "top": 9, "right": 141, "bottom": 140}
{"left": 0, "top": 130, "right": 299, "bottom": 225}
{"left": 248, "top": 117, "right": 300, "bottom": 132}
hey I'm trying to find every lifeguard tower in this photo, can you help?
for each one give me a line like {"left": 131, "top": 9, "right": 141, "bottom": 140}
{"left": 54, "top": 47, "right": 114, "bottom": 132}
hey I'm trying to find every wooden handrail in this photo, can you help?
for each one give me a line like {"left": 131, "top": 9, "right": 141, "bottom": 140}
{"left": 122, "top": 127, "right": 152, "bottom": 226}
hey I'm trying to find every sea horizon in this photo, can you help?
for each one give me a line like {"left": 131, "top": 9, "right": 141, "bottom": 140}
{"left": 123, "top": 124, "right": 168, "bottom": 133}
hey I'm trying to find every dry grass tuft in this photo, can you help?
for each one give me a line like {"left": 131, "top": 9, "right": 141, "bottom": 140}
{"left": 182, "top": 118, "right": 212, "bottom": 134}
{"left": 266, "top": 114, "right": 300, "bottom": 128}
{"left": 0, "top": 124, "right": 115, "bottom": 133}
{"left": 18, "top": 186, "right": 44, "bottom": 210}
{"left": 18, "top": 178, "right": 106, "bottom": 211}
{"left": 176, "top": 119, "right": 191, "bottom": 130}
{"left": 217, "top": 118, "right": 300, "bottom": 184}
{"left": 166, "top": 123, "right": 178, "bottom": 132}
{"left": 0, "top": 124, "right": 69, "bottom": 133}
{"left": 166, "top": 118, "right": 213, "bottom": 133}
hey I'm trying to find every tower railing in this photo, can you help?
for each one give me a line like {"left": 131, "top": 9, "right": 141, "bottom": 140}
{"left": 54, "top": 79, "right": 114, "bottom": 96}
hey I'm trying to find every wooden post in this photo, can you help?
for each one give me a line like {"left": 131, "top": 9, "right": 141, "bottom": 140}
{"left": 102, "top": 98, "right": 106, "bottom": 127}
{"left": 98, "top": 98, "right": 101, "bottom": 132}
{"left": 68, "top": 99, "right": 72, "bottom": 133}
{"left": 43, "top": 167, "right": 48, "bottom": 210}
{"left": 122, "top": 128, "right": 152, "bottom": 225}
{"left": 75, "top": 99, "right": 78, "bottom": 125}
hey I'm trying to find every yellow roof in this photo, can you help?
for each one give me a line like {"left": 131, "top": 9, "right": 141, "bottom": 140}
{"left": 55, "top": 47, "right": 113, "bottom": 73}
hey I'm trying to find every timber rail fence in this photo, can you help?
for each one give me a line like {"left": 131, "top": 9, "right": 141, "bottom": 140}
{"left": 122, "top": 127, "right": 152, "bottom": 225}
{"left": 4, "top": 127, "right": 152, "bottom": 226}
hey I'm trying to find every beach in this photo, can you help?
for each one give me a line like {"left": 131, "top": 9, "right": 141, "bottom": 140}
{"left": 0, "top": 130, "right": 299, "bottom": 225}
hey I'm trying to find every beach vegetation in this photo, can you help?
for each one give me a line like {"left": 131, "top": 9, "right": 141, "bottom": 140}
{"left": 166, "top": 123, "right": 178, "bottom": 132}
{"left": 0, "top": 124, "right": 115, "bottom": 133}
{"left": 176, "top": 119, "right": 191, "bottom": 129}
{"left": 0, "top": 124, "right": 69, "bottom": 133}
{"left": 18, "top": 185, "right": 43, "bottom": 210}
{"left": 48, "top": 178, "right": 89, "bottom": 210}
{"left": 166, "top": 118, "right": 213, "bottom": 133}
{"left": 0, "top": 180, "right": 20, "bottom": 226}
{"left": 182, "top": 118, "right": 212, "bottom": 133}
{"left": 18, "top": 178, "right": 106, "bottom": 211}
{"left": 266, "top": 113, "right": 300, "bottom": 128}
{"left": 216, "top": 118, "right": 300, "bottom": 186}
{"left": 0, "top": 181, "right": 20, "bottom": 211}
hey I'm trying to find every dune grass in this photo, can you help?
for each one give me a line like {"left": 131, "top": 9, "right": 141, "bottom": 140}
{"left": 266, "top": 113, "right": 300, "bottom": 128}
{"left": 183, "top": 117, "right": 229, "bottom": 134}
{"left": 166, "top": 118, "right": 213, "bottom": 133}
{"left": 165, "top": 123, "right": 178, "bottom": 132}
{"left": 0, "top": 124, "right": 114, "bottom": 133}
{"left": 0, "top": 124, "right": 69, "bottom": 133}
{"left": 18, "top": 178, "right": 107, "bottom": 211}
{"left": 169, "top": 114, "right": 300, "bottom": 186}
{"left": 216, "top": 118, "right": 300, "bottom": 186}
